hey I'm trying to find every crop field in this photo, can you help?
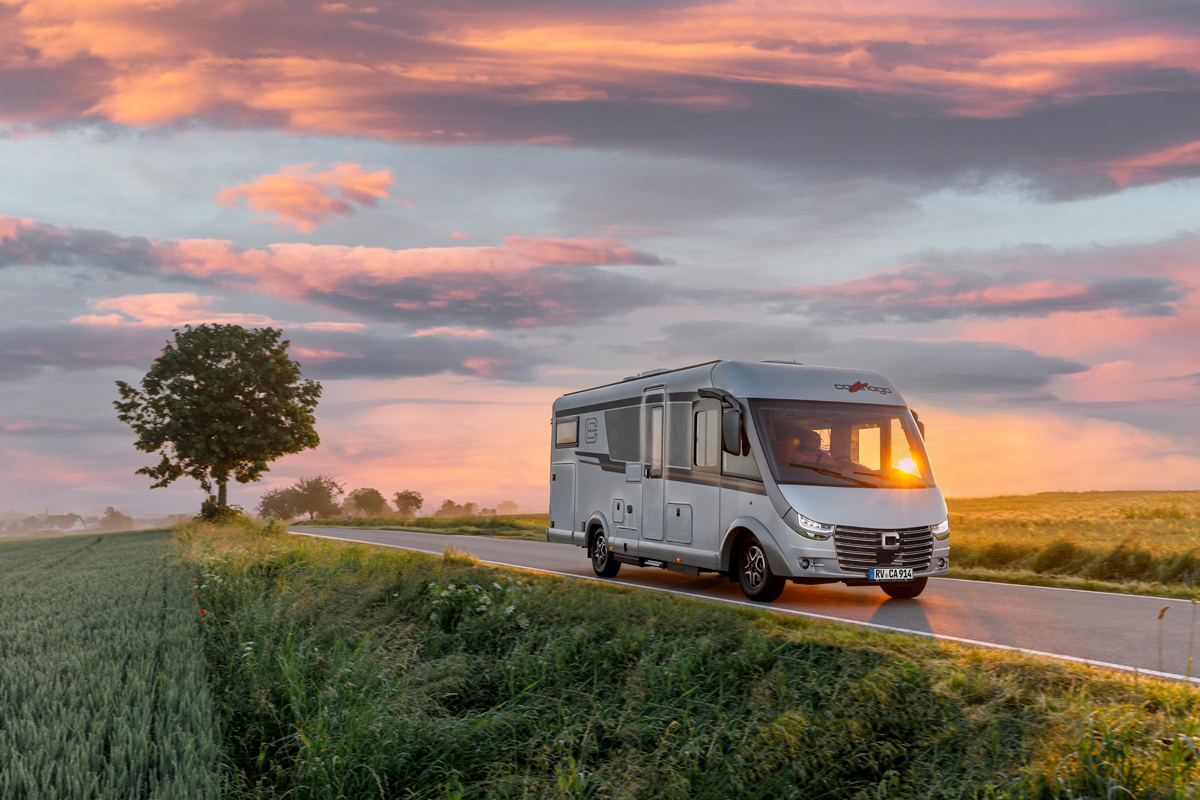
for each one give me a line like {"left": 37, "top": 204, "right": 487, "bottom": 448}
{"left": 0, "top": 530, "right": 221, "bottom": 799}
{"left": 949, "top": 491, "right": 1200, "bottom": 597}
{"left": 182, "top": 520, "right": 1200, "bottom": 799}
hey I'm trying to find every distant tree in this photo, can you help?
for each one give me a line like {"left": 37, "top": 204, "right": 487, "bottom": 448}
{"left": 347, "top": 488, "right": 388, "bottom": 517}
{"left": 434, "top": 499, "right": 463, "bottom": 518}
{"left": 291, "top": 475, "right": 345, "bottom": 520}
{"left": 20, "top": 516, "right": 40, "bottom": 530}
{"left": 257, "top": 486, "right": 300, "bottom": 520}
{"left": 393, "top": 490, "right": 424, "bottom": 517}
{"left": 100, "top": 506, "right": 134, "bottom": 532}
{"left": 480, "top": 507, "right": 497, "bottom": 516}
{"left": 114, "top": 324, "right": 322, "bottom": 510}
{"left": 497, "top": 501, "right": 519, "bottom": 515}
{"left": 434, "top": 499, "right": 479, "bottom": 518}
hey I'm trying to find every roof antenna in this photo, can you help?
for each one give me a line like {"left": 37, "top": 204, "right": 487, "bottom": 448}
{"left": 791, "top": 342, "right": 796, "bottom": 362}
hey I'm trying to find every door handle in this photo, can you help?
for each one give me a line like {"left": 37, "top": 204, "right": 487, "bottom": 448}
{"left": 644, "top": 465, "right": 652, "bottom": 478}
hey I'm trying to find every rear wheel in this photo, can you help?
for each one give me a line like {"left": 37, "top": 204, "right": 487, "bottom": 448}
{"left": 738, "top": 535, "right": 785, "bottom": 602}
{"left": 880, "top": 576, "right": 927, "bottom": 599}
{"left": 591, "top": 532, "right": 621, "bottom": 578}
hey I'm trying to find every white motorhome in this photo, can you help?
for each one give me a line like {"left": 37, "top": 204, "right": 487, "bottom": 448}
{"left": 547, "top": 360, "right": 949, "bottom": 602}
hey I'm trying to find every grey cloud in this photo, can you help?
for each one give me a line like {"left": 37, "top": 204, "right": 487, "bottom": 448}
{"left": 654, "top": 320, "right": 1087, "bottom": 395}
{"left": 403, "top": 82, "right": 1200, "bottom": 198}
{"left": 291, "top": 329, "right": 545, "bottom": 382}
{"left": 816, "top": 338, "right": 1088, "bottom": 395}
{"left": 774, "top": 271, "right": 1185, "bottom": 324}
{"left": 308, "top": 265, "right": 668, "bottom": 329}
{"left": 0, "top": 322, "right": 546, "bottom": 382}
{"left": 0, "top": 325, "right": 167, "bottom": 380}
{"left": 0, "top": 221, "right": 162, "bottom": 275}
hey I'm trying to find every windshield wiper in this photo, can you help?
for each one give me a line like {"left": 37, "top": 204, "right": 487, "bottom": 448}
{"left": 852, "top": 470, "right": 929, "bottom": 489}
{"left": 789, "top": 463, "right": 877, "bottom": 488}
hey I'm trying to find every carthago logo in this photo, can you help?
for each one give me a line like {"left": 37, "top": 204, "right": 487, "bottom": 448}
{"left": 834, "top": 381, "right": 893, "bottom": 395}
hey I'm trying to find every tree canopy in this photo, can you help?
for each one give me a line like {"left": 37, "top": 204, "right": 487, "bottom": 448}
{"left": 256, "top": 475, "right": 344, "bottom": 520}
{"left": 393, "top": 490, "right": 423, "bottom": 517}
{"left": 115, "top": 324, "right": 322, "bottom": 507}
{"left": 347, "top": 487, "right": 388, "bottom": 517}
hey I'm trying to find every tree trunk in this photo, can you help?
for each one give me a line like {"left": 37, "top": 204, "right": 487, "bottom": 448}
{"left": 217, "top": 482, "right": 227, "bottom": 507}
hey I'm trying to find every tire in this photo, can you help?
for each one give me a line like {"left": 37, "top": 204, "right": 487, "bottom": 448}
{"left": 590, "top": 531, "right": 621, "bottom": 578}
{"left": 880, "top": 576, "right": 928, "bottom": 599}
{"left": 737, "top": 535, "right": 785, "bottom": 602}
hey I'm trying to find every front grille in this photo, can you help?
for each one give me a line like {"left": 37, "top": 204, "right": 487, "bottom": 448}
{"left": 833, "top": 525, "right": 933, "bottom": 574}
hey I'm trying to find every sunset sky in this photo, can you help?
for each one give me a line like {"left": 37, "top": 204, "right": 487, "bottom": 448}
{"left": 2, "top": 0, "right": 1199, "bottom": 518}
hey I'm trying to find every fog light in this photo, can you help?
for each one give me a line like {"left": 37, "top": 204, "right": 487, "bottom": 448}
{"left": 936, "top": 557, "right": 947, "bottom": 569}
{"left": 799, "top": 558, "right": 811, "bottom": 571}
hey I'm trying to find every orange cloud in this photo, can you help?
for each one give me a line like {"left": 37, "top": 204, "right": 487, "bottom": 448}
{"left": 70, "top": 292, "right": 366, "bottom": 330}
{"left": 5, "top": 0, "right": 1200, "bottom": 134}
{"left": 216, "top": 163, "right": 394, "bottom": 232}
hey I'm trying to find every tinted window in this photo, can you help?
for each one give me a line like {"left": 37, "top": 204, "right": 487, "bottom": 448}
{"left": 555, "top": 417, "right": 578, "bottom": 448}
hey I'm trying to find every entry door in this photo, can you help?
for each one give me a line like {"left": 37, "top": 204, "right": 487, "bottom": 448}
{"left": 641, "top": 388, "right": 665, "bottom": 542}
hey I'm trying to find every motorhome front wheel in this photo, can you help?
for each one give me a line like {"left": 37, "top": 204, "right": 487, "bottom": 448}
{"left": 738, "top": 535, "right": 785, "bottom": 602}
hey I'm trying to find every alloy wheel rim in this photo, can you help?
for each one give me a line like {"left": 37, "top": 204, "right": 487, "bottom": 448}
{"left": 743, "top": 545, "right": 766, "bottom": 589}
{"left": 594, "top": 535, "right": 608, "bottom": 569}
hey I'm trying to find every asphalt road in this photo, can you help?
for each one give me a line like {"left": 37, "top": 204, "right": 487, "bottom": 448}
{"left": 292, "top": 527, "right": 1200, "bottom": 682}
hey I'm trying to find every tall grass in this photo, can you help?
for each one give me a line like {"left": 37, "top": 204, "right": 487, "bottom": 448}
{"left": 0, "top": 530, "right": 221, "bottom": 799}
{"left": 180, "top": 522, "right": 1200, "bottom": 799}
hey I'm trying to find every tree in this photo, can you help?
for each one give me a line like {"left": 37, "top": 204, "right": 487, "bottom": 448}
{"left": 114, "top": 324, "right": 321, "bottom": 508}
{"left": 100, "top": 506, "right": 134, "bottom": 532}
{"left": 347, "top": 488, "right": 388, "bottom": 517}
{"left": 257, "top": 486, "right": 300, "bottom": 520}
{"left": 291, "top": 475, "right": 344, "bottom": 520}
{"left": 393, "top": 490, "right": 423, "bottom": 517}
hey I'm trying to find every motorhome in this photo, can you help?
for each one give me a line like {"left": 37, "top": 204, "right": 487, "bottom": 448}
{"left": 547, "top": 360, "right": 949, "bottom": 602}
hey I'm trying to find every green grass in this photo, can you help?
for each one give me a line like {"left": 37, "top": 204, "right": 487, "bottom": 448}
{"left": 294, "top": 513, "right": 549, "bottom": 541}
{"left": 179, "top": 521, "right": 1200, "bottom": 799}
{"left": 0, "top": 529, "right": 221, "bottom": 799}
{"left": 949, "top": 491, "right": 1200, "bottom": 598}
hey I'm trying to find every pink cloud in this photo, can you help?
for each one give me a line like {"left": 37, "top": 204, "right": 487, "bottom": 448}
{"left": 0, "top": 216, "right": 669, "bottom": 329}
{"left": 2, "top": 0, "right": 1199, "bottom": 163}
{"left": 216, "top": 163, "right": 395, "bottom": 232}
{"left": 779, "top": 267, "right": 1185, "bottom": 322}
{"left": 70, "top": 293, "right": 366, "bottom": 331}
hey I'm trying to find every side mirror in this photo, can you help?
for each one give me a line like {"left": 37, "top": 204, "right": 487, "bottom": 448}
{"left": 722, "top": 409, "right": 744, "bottom": 456}
{"left": 912, "top": 410, "right": 926, "bottom": 440}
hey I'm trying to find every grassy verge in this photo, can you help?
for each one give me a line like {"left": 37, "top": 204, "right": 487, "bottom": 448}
{"left": 293, "top": 514, "right": 549, "bottom": 541}
{"left": 180, "top": 521, "right": 1200, "bottom": 799}
{"left": 0, "top": 529, "right": 221, "bottom": 799}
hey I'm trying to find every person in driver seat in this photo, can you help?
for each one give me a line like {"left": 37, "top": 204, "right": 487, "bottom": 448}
{"left": 789, "top": 429, "right": 835, "bottom": 465}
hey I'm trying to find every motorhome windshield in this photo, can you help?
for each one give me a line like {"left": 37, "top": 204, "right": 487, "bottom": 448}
{"left": 750, "top": 399, "right": 935, "bottom": 489}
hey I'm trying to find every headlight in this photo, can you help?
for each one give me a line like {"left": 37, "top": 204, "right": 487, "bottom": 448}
{"left": 786, "top": 509, "right": 833, "bottom": 540}
{"left": 931, "top": 518, "right": 950, "bottom": 540}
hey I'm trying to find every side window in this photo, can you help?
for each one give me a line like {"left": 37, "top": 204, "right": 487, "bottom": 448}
{"left": 645, "top": 405, "right": 664, "bottom": 478}
{"left": 693, "top": 399, "right": 720, "bottom": 472}
{"left": 723, "top": 449, "right": 761, "bottom": 480}
{"left": 555, "top": 417, "right": 579, "bottom": 448}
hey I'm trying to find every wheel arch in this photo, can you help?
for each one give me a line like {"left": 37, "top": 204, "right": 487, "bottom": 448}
{"left": 582, "top": 512, "right": 610, "bottom": 550}
{"left": 719, "top": 516, "right": 791, "bottom": 577}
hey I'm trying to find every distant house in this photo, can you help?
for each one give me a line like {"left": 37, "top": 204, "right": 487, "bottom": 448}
{"left": 39, "top": 514, "right": 88, "bottom": 532}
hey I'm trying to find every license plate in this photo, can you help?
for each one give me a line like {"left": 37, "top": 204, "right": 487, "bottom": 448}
{"left": 870, "top": 568, "right": 914, "bottom": 582}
